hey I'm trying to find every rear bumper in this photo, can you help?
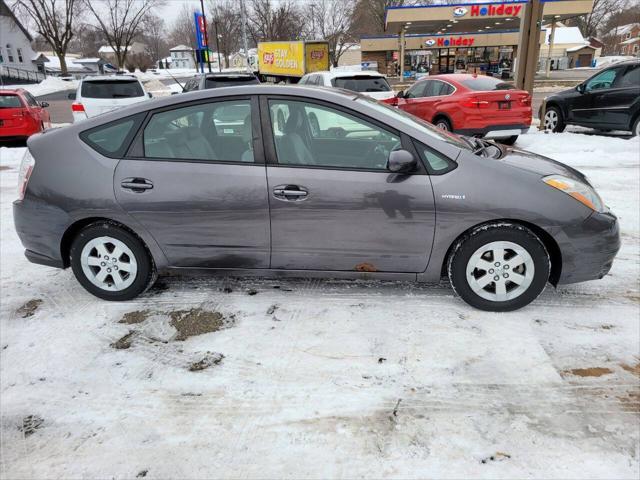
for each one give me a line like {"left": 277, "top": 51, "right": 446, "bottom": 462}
{"left": 456, "top": 124, "right": 529, "bottom": 138}
{"left": 0, "top": 123, "right": 39, "bottom": 139}
{"left": 552, "top": 211, "right": 620, "bottom": 284}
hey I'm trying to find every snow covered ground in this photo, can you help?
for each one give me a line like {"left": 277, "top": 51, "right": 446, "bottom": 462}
{"left": 0, "top": 77, "right": 78, "bottom": 96}
{"left": 1, "top": 130, "right": 639, "bottom": 479}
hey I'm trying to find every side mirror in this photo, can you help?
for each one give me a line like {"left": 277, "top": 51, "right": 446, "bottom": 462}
{"left": 148, "top": 92, "right": 153, "bottom": 98}
{"left": 40, "top": 101, "right": 49, "bottom": 108}
{"left": 387, "top": 149, "right": 417, "bottom": 173}
{"left": 396, "top": 90, "right": 404, "bottom": 98}
{"left": 576, "top": 83, "right": 585, "bottom": 93}
{"left": 68, "top": 92, "right": 76, "bottom": 100}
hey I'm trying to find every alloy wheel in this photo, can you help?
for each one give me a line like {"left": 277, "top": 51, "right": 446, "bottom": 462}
{"left": 436, "top": 121, "right": 450, "bottom": 131}
{"left": 465, "top": 241, "right": 535, "bottom": 302}
{"left": 80, "top": 236, "right": 138, "bottom": 291}
{"left": 544, "top": 110, "right": 558, "bottom": 131}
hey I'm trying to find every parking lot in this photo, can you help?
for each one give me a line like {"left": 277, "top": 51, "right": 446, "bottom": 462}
{"left": 1, "top": 128, "right": 638, "bottom": 478}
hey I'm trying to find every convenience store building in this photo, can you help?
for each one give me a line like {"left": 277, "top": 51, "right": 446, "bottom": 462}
{"left": 360, "top": 0, "right": 594, "bottom": 77}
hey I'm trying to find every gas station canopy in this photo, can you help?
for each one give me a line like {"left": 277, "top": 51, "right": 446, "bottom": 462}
{"left": 384, "top": 0, "right": 594, "bottom": 35}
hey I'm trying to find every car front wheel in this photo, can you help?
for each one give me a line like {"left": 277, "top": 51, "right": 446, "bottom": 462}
{"left": 543, "top": 106, "right": 566, "bottom": 133}
{"left": 70, "top": 222, "right": 156, "bottom": 301}
{"left": 448, "top": 223, "right": 550, "bottom": 311}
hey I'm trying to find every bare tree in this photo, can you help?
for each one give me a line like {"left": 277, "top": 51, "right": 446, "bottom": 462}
{"left": 307, "top": 0, "right": 357, "bottom": 67}
{"left": 247, "top": 0, "right": 307, "bottom": 43}
{"left": 14, "top": 0, "right": 82, "bottom": 75}
{"left": 143, "top": 13, "right": 168, "bottom": 65}
{"left": 569, "top": 0, "right": 629, "bottom": 38}
{"left": 169, "top": 4, "right": 198, "bottom": 65}
{"left": 354, "top": 0, "right": 420, "bottom": 34}
{"left": 208, "top": 0, "right": 242, "bottom": 68}
{"left": 85, "top": 0, "right": 160, "bottom": 69}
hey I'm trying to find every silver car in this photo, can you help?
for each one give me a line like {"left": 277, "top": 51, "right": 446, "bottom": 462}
{"left": 13, "top": 86, "right": 620, "bottom": 311}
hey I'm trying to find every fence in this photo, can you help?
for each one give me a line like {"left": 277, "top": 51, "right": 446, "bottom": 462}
{"left": 0, "top": 65, "right": 46, "bottom": 84}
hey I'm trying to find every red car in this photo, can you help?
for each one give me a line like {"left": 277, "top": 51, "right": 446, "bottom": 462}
{"left": 385, "top": 74, "right": 531, "bottom": 145}
{"left": 0, "top": 89, "right": 51, "bottom": 142}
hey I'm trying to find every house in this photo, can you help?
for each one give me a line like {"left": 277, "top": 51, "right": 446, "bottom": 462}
{"left": 539, "top": 25, "right": 599, "bottom": 70}
{"left": 170, "top": 45, "right": 196, "bottom": 69}
{"left": 98, "top": 42, "right": 147, "bottom": 66}
{"left": 603, "top": 23, "right": 640, "bottom": 55}
{"left": 0, "top": 0, "right": 43, "bottom": 78}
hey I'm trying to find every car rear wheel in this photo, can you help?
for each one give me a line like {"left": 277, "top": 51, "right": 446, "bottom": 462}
{"left": 434, "top": 117, "right": 451, "bottom": 131}
{"left": 632, "top": 117, "right": 639, "bottom": 137}
{"left": 543, "top": 106, "right": 565, "bottom": 133}
{"left": 70, "top": 222, "right": 156, "bottom": 301}
{"left": 448, "top": 223, "right": 550, "bottom": 311}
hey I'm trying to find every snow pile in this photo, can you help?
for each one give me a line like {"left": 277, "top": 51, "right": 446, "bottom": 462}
{"left": 593, "top": 56, "right": 635, "bottom": 68}
{"left": 0, "top": 76, "right": 77, "bottom": 96}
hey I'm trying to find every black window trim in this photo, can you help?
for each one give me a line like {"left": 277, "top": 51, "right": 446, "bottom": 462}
{"left": 123, "top": 95, "right": 265, "bottom": 166}
{"left": 259, "top": 94, "right": 427, "bottom": 175}
{"left": 412, "top": 139, "right": 458, "bottom": 175}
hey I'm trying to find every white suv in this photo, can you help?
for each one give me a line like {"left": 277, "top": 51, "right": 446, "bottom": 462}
{"left": 298, "top": 71, "right": 395, "bottom": 101}
{"left": 69, "top": 75, "right": 151, "bottom": 122}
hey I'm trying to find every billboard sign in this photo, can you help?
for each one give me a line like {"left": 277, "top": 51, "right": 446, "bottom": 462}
{"left": 194, "top": 12, "right": 207, "bottom": 49}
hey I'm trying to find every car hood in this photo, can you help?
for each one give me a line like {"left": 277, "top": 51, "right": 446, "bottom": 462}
{"left": 546, "top": 86, "right": 577, "bottom": 100}
{"left": 495, "top": 147, "right": 589, "bottom": 183}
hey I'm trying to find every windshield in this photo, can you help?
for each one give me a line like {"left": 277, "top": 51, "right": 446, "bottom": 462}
{"left": 205, "top": 76, "right": 260, "bottom": 89}
{"left": 81, "top": 80, "right": 144, "bottom": 99}
{"left": 355, "top": 96, "right": 471, "bottom": 150}
{"left": 461, "top": 76, "right": 515, "bottom": 91}
{"left": 331, "top": 76, "right": 391, "bottom": 93}
{"left": 0, "top": 95, "right": 22, "bottom": 108}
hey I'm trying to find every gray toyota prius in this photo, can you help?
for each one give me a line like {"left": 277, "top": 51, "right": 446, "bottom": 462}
{"left": 13, "top": 86, "right": 620, "bottom": 311}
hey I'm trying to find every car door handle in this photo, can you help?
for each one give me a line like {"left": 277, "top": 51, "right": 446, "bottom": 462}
{"left": 121, "top": 178, "right": 153, "bottom": 192}
{"left": 273, "top": 185, "right": 308, "bottom": 201}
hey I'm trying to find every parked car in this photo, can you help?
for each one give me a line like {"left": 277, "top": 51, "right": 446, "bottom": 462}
{"left": 299, "top": 70, "right": 395, "bottom": 101}
{"left": 0, "top": 89, "right": 50, "bottom": 142}
{"left": 69, "top": 75, "right": 151, "bottom": 122}
{"left": 14, "top": 86, "right": 619, "bottom": 311}
{"left": 385, "top": 74, "right": 532, "bottom": 145}
{"left": 542, "top": 60, "right": 640, "bottom": 136}
{"left": 180, "top": 72, "right": 260, "bottom": 92}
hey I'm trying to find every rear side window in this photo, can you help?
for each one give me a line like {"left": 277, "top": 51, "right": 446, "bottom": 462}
{"left": 619, "top": 65, "right": 640, "bottom": 87}
{"left": 0, "top": 95, "right": 22, "bottom": 108}
{"left": 204, "top": 76, "right": 259, "bottom": 89}
{"left": 331, "top": 76, "right": 391, "bottom": 92}
{"left": 461, "top": 76, "right": 514, "bottom": 91}
{"left": 81, "top": 80, "right": 144, "bottom": 99}
{"left": 81, "top": 113, "right": 144, "bottom": 157}
{"left": 143, "top": 100, "right": 254, "bottom": 162}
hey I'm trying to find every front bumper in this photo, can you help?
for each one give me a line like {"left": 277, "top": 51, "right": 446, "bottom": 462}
{"left": 553, "top": 210, "right": 620, "bottom": 284}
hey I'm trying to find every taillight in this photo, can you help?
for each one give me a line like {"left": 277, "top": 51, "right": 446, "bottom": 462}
{"left": 519, "top": 94, "right": 531, "bottom": 106}
{"left": 461, "top": 96, "right": 489, "bottom": 108}
{"left": 17, "top": 149, "right": 35, "bottom": 200}
{"left": 71, "top": 102, "right": 85, "bottom": 112}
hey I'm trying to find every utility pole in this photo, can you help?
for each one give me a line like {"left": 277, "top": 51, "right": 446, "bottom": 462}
{"left": 240, "top": 0, "right": 251, "bottom": 72}
{"left": 214, "top": 20, "right": 223, "bottom": 72}
{"left": 310, "top": 3, "right": 316, "bottom": 39}
{"left": 515, "top": 0, "right": 543, "bottom": 94}
{"left": 200, "top": 0, "right": 212, "bottom": 72}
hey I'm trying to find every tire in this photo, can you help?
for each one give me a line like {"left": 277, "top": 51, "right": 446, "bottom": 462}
{"left": 497, "top": 135, "right": 518, "bottom": 146}
{"left": 447, "top": 223, "right": 550, "bottom": 312}
{"left": 434, "top": 117, "right": 452, "bottom": 131}
{"left": 543, "top": 106, "right": 566, "bottom": 133}
{"left": 632, "top": 117, "right": 640, "bottom": 137}
{"left": 70, "top": 222, "right": 156, "bottom": 301}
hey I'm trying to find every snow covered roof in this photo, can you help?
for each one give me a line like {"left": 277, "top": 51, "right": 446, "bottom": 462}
{"left": 98, "top": 46, "right": 130, "bottom": 54}
{"left": 616, "top": 23, "right": 640, "bottom": 36}
{"left": 170, "top": 45, "right": 193, "bottom": 52}
{"left": 566, "top": 44, "right": 596, "bottom": 52}
{"left": 621, "top": 37, "right": 640, "bottom": 45}
{"left": 545, "top": 26, "right": 586, "bottom": 45}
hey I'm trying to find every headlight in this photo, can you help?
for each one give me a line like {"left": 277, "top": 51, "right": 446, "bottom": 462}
{"left": 543, "top": 175, "right": 604, "bottom": 212}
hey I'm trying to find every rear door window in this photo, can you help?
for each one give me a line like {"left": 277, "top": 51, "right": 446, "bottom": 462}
{"left": 81, "top": 113, "right": 144, "bottom": 157}
{"left": 619, "top": 65, "right": 640, "bottom": 88}
{"left": 143, "top": 100, "right": 254, "bottom": 162}
{"left": 425, "top": 80, "right": 454, "bottom": 97}
{"left": 331, "top": 76, "right": 391, "bottom": 93}
{"left": 0, "top": 95, "right": 22, "bottom": 108}
{"left": 81, "top": 80, "right": 144, "bottom": 98}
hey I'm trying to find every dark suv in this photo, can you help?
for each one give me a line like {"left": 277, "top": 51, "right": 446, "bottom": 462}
{"left": 541, "top": 60, "right": 639, "bottom": 136}
{"left": 181, "top": 71, "right": 260, "bottom": 92}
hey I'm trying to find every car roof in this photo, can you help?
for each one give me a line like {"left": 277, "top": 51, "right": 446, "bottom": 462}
{"left": 205, "top": 71, "right": 256, "bottom": 77}
{"left": 0, "top": 88, "right": 24, "bottom": 95}
{"left": 314, "top": 70, "right": 386, "bottom": 79}
{"left": 81, "top": 75, "right": 140, "bottom": 82}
